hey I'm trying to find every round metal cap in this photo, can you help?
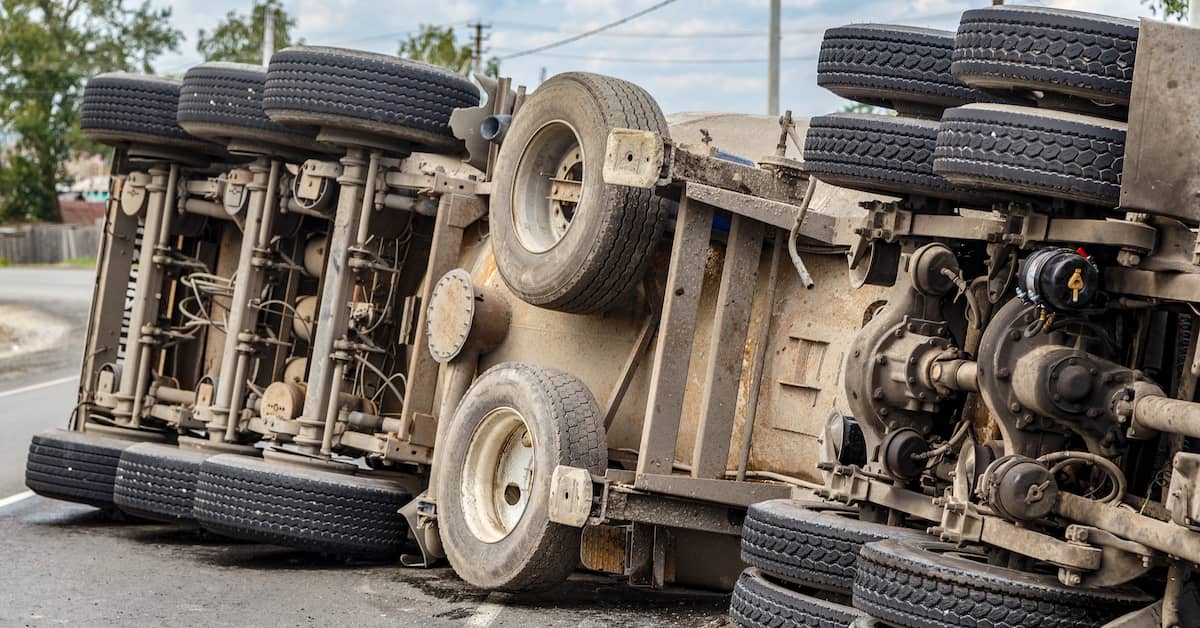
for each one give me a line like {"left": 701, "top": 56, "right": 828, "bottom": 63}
{"left": 426, "top": 269, "right": 476, "bottom": 364}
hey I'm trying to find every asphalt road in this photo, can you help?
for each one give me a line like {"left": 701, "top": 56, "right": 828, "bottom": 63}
{"left": 0, "top": 266, "right": 732, "bottom": 628}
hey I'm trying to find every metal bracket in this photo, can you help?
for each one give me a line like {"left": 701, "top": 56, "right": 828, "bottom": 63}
{"left": 399, "top": 493, "right": 444, "bottom": 568}
{"left": 932, "top": 498, "right": 985, "bottom": 544}
{"left": 602, "top": 128, "right": 669, "bottom": 189}
{"left": 548, "top": 465, "right": 594, "bottom": 528}
{"left": 819, "top": 464, "right": 872, "bottom": 504}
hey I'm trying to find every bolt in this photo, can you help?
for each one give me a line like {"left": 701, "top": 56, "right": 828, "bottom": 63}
{"left": 879, "top": 408, "right": 890, "bottom": 417}
{"left": 895, "top": 329, "right": 905, "bottom": 338}
{"left": 997, "top": 367, "right": 1011, "bottom": 379}
{"left": 876, "top": 356, "right": 888, "bottom": 365}
{"left": 1010, "top": 330, "right": 1022, "bottom": 341}
{"left": 907, "top": 376, "right": 917, "bottom": 384}
{"left": 1009, "top": 402, "right": 1022, "bottom": 413}
{"left": 873, "top": 388, "right": 884, "bottom": 400}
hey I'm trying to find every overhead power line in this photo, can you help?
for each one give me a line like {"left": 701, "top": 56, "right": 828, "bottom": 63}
{"left": 492, "top": 9, "right": 965, "bottom": 41}
{"left": 490, "top": 50, "right": 820, "bottom": 65}
{"left": 499, "top": 0, "right": 680, "bottom": 60}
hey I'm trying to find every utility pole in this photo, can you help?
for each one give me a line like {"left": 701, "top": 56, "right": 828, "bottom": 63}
{"left": 768, "top": 0, "right": 780, "bottom": 116}
{"left": 262, "top": 8, "right": 275, "bottom": 67}
{"left": 468, "top": 20, "right": 490, "bottom": 76}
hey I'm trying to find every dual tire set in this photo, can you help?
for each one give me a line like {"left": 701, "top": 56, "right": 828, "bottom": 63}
{"left": 32, "top": 47, "right": 479, "bottom": 552}
{"left": 804, "top": 5, "right": 1136, "bottom": 210}
{"left": 730, "top": 500, "right": 1148, "bottom": 628}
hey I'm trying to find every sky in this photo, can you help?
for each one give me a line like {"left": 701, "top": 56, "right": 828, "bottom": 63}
{"left": 152, "top": 0, "right": 1172, "bottom": 118}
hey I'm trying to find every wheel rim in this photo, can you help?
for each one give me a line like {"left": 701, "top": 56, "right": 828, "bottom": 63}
{"left": 460, "top": 407, "right": 536, "bottom": 543}
{"left": 511, "top": 120, "right": 583, "bottom": 253}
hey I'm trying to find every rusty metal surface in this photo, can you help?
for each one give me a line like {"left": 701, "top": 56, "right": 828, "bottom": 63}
{"left": 397, "top": 193, "right": 483, "bottom": 450}
{"left": 604, "top": 488, "right": 743, "bottom": 536}
{"left": 1057, "top": 492, "right": 1200, "bottom": 568}
{"left": 79, "top": 162, "right": 138, "bottom": 404}
{"left": 633, "top": 473, "right": 792, "bottom": 508}
{"left": 686, "top": 183, "right": 799, "bottom": 232}
{"left": 636, "top": 196, "right": 714, "bottom": 477}
{"left": 1121, "top": 19, "right": 1200, "bottom": 224}
{"left": 1104, "top": 267, "right": 1200, "bottom": 302}
{"left": 691, "top": 215, "right": 763, "bottom": 479}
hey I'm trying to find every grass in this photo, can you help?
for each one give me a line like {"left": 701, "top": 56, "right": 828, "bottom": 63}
{"left": 58, "top": 256, "right": 97, "bottom": 267}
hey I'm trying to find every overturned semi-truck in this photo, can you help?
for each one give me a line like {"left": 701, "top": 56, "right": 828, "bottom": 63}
{"left": 23, "top": 6, "right": 1200, "bottom": 627}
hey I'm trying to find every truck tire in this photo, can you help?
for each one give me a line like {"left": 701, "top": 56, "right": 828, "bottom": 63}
{"left": 25, "top": 429, "right": 139, "bottom": 508}
{"left": 193, "top": 454, "right": 411, "bottom": 557}
{"left": 818, "top": 25, "right": 999, "bottom": 114}
{"left": 113, "top": 443, "right": 215, "bottom": 522}
{"left": 81, "top": 73, "right": 221, "bottom": 154}
{"left": 436, "top": 362, "right": 605, "bottom": 592}
{"left": 489, "top": 72, "right": 671, "bottom": 314}
{"left": 854, "top": 540, "right": 1152, "bottom": 628}
{"left": 730, "top": 568, "right": 869, "bottom": 628}
{"left": 741, "top": 499, "right": 930, "bottom": 595}
{"left": 262, "top": 46, "right": 479, "bottom": 152}
{"left": 177, "top": 62, "right": 325, "bottom": 154}
{"left": 933, "top": 103, "right": 1126, "bottom": 207}
{"left": 952, "top": 6, "right": 1139, "bottom": 106}
{"left": 803, "top": 113, "right": 982, "bottom": 204}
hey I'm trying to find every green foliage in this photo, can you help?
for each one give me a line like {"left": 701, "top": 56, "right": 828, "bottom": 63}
{"left": 1143, "top": 0, "right": 1189, "bottom": 20}
{"left": 0, "top": 0, "right": 181, "bottom": 222}
{"left": 840, "top": 102, "right": 894, "bottom": 115}
{"left": 398, "top": 24, "right": 499, "bottom": 77}
{"left": 197, "top": 0, "right": 298, "bottom": 64}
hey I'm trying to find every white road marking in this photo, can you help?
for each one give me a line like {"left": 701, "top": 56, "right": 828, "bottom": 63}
{"left": 0, "top": 491, "right": 34, "bottom": 509}
{"left": 0, "top": 376, "right": 77, "bottom": 400}
{"left": 465, "top": 594, "right": 504, "bottom": 627}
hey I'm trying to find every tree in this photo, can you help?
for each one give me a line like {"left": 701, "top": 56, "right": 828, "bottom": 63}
{"left": 1143, "top": 0, "right": 1188, "bottom": 20}
{"left": 0, "top": 0, "right": 181, "bottom": 222}
{"left": 197, "top": 0, "right": 298, "bottom": 64}
{"left": 398, "top": 24, "right": 499, "bottom": 77}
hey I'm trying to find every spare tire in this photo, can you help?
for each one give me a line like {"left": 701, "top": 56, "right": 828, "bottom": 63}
{"left": 194, "top": 454, "right": 412, "bottom": 557}
{"left": 741, "top": 499, "right": 931, "bottom": 595}
{"left": 803, "top": 113, "right": 982, "bottom": 204}
{"left": 952, "top": 6, "right": 1139, "bottom": 106}
{"left": 818, "top": 24, "right": 1000, "bottom": 114}
{"left": 854, "top": 539, "right": 1152, "bottom": 628}
{"left": 934, "top": 103, "right": 1126, "bottom": 207}
{"left": 489, "top": 72, "right": 671, "bottom": 314}
{"left": 177, "top": 62, "right": 326, "bottom": 154}
{"left": 262, "top": 46, "right": 480, "bottom": 152}
{"left": 25, "top": 429, "right": 140, "bottom": 508}
{"left": 81, "top": 73, "right": 222, "bottom": 154}
{"left": 730, "top": 568, "right": 868, "bottom": 628}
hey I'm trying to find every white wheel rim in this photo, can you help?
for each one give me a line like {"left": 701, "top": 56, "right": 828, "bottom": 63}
{"left": 511, "top": 120, "right": 583, "bottom": 254}
{"left": 460, "top": 407, "right": 536, "bottom": 543}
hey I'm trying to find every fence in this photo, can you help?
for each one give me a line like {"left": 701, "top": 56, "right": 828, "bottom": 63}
{"left": 0, "top": 223, "right": 102, "bottom": 264}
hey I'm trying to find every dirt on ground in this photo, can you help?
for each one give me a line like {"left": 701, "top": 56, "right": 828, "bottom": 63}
{"left": 0, "top": 303, "right": 72, "bottom": 360}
